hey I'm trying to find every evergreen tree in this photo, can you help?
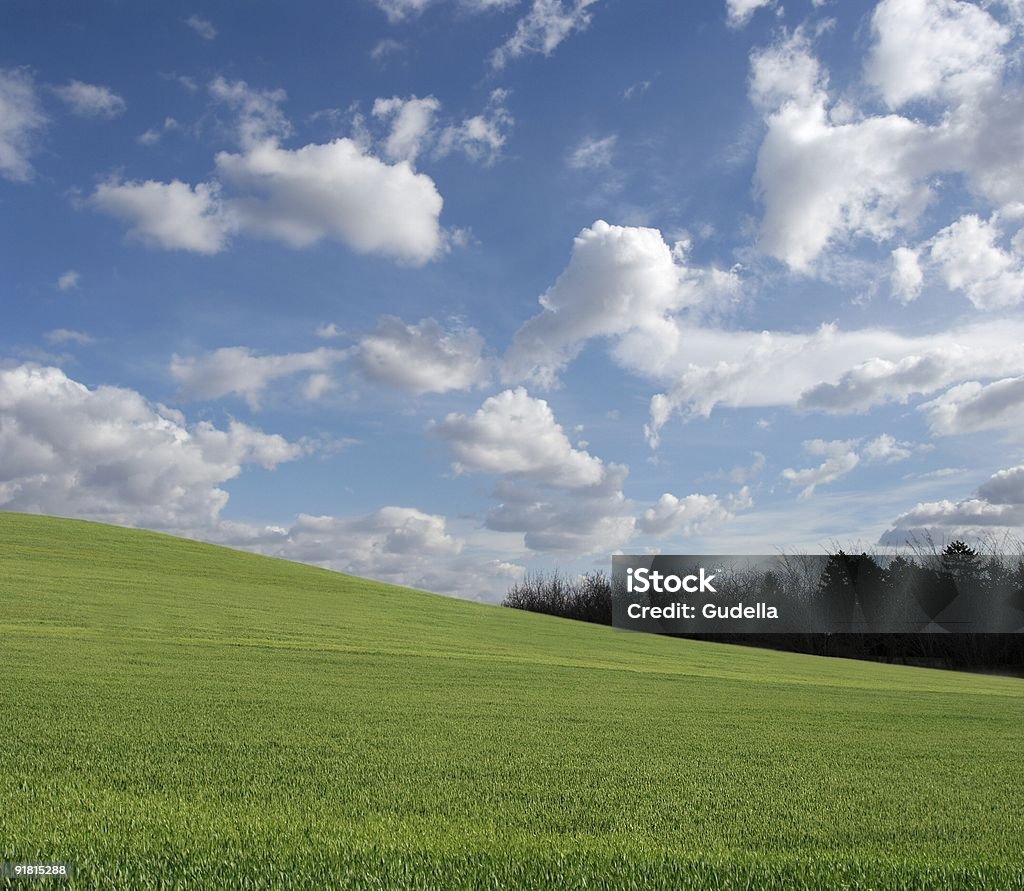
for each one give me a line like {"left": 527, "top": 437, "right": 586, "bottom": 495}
{"left": 851, "top": 553, "right": 886, "bottom": 629}
{"left": 817, "top": 551, "right": 857, "bottom": 633}
{"left": 941, "top": 540, "right": 982, "bottom": 583}
{"left": 1010, "top": 560, "right": 1024, "bottom": 614}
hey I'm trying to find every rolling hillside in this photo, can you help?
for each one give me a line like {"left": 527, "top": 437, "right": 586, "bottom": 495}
{"left": 1, "top": 513, "right": 1023, "bottom": 889}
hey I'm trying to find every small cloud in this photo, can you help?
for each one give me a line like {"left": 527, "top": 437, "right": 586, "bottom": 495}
{"left": 208, "top": 76, "right": 291, "bottom": 148}
{"left": 185, "top": 14, "right": 217, "bottom": 40}
{"left": 315, "top": 322, "right": 345, "bottom": 339}
{"left": 781, "top": 438, "right": 860, "bottom": 499}
{"left": 491, "top": 0, "right": 598, "bottom": 70}
{"left": 486, "top": 559, "right": 526, "bottom": 580}
{"left": 301, "top": 372, "right": 334, "bottom": 401}
{"left": 44, "top": 328, "right": 95, "bottom": 346}
{"left": 171, "top": 74, "right": 199, "bottom": 93}
{"left": 90, "top": 177, "right": 234, "bottom": 254}
{"left": 725, "top": 0, "right": 776, "bottom": 29}
{"left": 308, "top": 107, "right": 348, "bottom": 133}
{"left": 861, "top": 433, "right": 916, "bottom": 464}
{"left": 373, "top": 94, "right": 442, "bottom": 163}
{"left": 567, "top": 134, "right": 616, "bottom": 170}
{"left": 0, "top": 68, "right": 46, "bottom": 182}
{"left": 53, "top": 81, "right": 126, "bottom": 119}
{"left": 703, "top": 451, "right": 766, "bottom": 485}
{"left": 434, "top": 89, "right": 513, "bottom": 166}
{"left": 906, "top": 467, "right": 968, "bottom": 480}
{"left": 57, "top": 270, "right": 80, "bottom": 291}
{"left": 170, "top": 345, "right": 348, "bottom": 409}
{"left": 137, "top": 117, "right": 179, "bottom": 146}
{"left": 890, "top": 246, "right": 923, "bottom": 303}
{"left": 370, "top": 38, "right": 405, "bottom": 62}
{"left": 300, "top": 433, "right": 361, "bottom": 457}
{"left": 358, "top": 316, "right": 489, "bottom": 394}
{"left": 622, "top": 80, "right": 651, "bottom": 100}
{"left": 374, "top": 0, "right": 432, "bottom": 22}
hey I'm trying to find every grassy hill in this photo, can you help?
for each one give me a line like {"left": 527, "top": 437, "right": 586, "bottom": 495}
{"left": 1, "top": 513, "right": 1023, "bottom": 889}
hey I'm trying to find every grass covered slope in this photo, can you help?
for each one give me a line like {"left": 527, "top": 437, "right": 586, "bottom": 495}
{"left": 1, "top": 513, "right": 1023, "bottom": 889}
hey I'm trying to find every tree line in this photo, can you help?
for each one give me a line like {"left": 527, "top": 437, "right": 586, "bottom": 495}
{"left": 501, "top": 541, "right": 1024, "bottom": 675}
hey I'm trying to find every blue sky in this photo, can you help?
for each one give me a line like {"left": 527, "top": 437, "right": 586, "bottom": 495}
{"left": 3, "top": 0, "right": 1024, "bottom": 599}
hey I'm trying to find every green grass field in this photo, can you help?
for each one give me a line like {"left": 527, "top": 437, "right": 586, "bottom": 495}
{"left": 1, "top": 513, "right": 1023, "bottom": 889}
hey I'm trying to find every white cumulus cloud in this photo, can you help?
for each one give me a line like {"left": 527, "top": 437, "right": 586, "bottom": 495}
{"left": 209, "top": 77, "right": 292, "bottom": 147}
{"left": 91, "top": 77, "right": 449, "bottom": 265}
{"left": 567, "top": 134, "right": 616, "bottom": 170}
{"left": 170, "top": 346, "right": 348, "bottom": 409}
{"left": 57, "top": 270, "right": 80, "bottom": 291}
{"left": 372, "top": 95, "right": 442, "bottom": 163}
{"left": 370, "top": 90, "right": 514, "bottom": 166}
{"left": 214, "top": 138, "right": 445, "bottom": 264}
{"left": 53, "top": 80, "right": 126, "bottom": 118}
{"left": 0, "top": 68, "right": 46, "bottom": 182}
{"left": 91, "top": 179, "right": 235, "bottom": 254}
{"left": 373, "top": 0, "right": 517, "bottom": 22}
{"left": 185, "top": 14, "right": 217, "bottom": 39}
{"left": 218, "top": 506, "right": 527, "bottom": 601}
{"left": 781, "top": 434, "right": 918, "bottom": 501}
{"left": 492, "top": 0, "right": 597, "bottom": 69}
{"left": 434, "top": 89, "right": 514, "bottom": 165}
{"left": 634, "top": 317, "right": 1024, "bottom": 445}
{"left": 504, "top": 220, "right": 740, "bottom": 388}
{"left": 357, "top": 316, "right": 489, "bottom": 394}
{"left": 44, "top": 329, "right": 94, "bottom": 346}
{"left": 431, "top": 387, "right": 606, "bottom": 488}
{"left": 751, "top": 31, "right": 933, "bottom": 272}
{"left": 483, "top": 469, "right": 638, "bottom": 553}
{"left": 747, "top": 5, "right": 1024, "bottom": 274}
{"left": 725, "top": 0, "right": 776, "bottom": 29}
{"left": 890, "top": 246, "right": 923, "bottom": 302}
{"left": 921, "top": 376, "right": 1024, "bottom": 436}
{"left": 928, "top": 213, "right": 1024, "bottom": 309}
{"left": 865, "top": 0, "right": 1010, "bottom": 108}
{"left": 861, "top": 433, "right": 915, "bottom": 464}
{"left": 0, "top": 364, "right": 303, "bottom": 532}
{"left": 781, "top": 439, "right": 861, "bottom": 499}
{"left": 883, "top": 463, "right": 1024, "bottom": 544}
{"left": 432, "top": 387, "right": 749, "bottom": 552}
{"left": 637, "top": 489, "right": 749, "bottom": 536}
{"left": 373, "top": 0, "right": 434, "bottom": 21}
